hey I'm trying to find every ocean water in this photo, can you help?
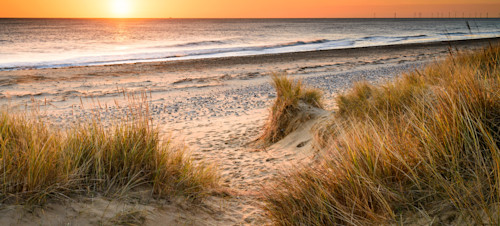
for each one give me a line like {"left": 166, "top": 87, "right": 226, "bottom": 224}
{"left": 1, "top": 18, "right": 499, "bottom": 71}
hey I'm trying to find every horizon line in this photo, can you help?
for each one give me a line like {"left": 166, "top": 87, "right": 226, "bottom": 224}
{"left": 1, "top": 17, "right": 499, "bottom": 19}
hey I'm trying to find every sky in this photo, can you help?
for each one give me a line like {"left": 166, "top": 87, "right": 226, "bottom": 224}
{"left": 1, "top": 0, "right": 500, "bottom": 18}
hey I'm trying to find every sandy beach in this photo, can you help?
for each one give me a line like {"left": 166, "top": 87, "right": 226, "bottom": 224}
{"left": 1, "top": 37, "right": 499, "bottom": 225}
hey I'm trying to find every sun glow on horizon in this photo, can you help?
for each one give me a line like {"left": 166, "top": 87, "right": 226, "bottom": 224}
{"left": 111, "top": 0, "right": 131, "bottom": 17}
{"left": 1, "top": 0, "right": 500, "bottom": 18}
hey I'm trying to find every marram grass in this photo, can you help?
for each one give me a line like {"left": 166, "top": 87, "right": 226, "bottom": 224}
{"left": 0, "top": 96, "right": 217, "bottom": 205}
{"left": 259, "top": 73, "right": 323, "bottom": 144}
{"left": 265, "top": 44, "right": 500, "bottom": 225}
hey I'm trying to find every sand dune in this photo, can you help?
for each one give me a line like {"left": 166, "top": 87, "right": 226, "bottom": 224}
{"left": 0, "top": 38, "right": 498, "bottom": 225}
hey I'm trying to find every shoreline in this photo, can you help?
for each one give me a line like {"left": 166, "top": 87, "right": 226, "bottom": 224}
{"left": 119, "top": 36, "right": 500, "bottom": 67}
{"left": 2, "top": 37, "right": 499, "bottom": 74}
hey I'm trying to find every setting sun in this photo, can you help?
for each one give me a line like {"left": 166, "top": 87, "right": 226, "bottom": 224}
{"left": 111, "top": 0, "right": 131, "bottom": 17}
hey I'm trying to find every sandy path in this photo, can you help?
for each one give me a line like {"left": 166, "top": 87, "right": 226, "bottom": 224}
{"left": 166, "top": 109, "right": 325, "bottom": 225}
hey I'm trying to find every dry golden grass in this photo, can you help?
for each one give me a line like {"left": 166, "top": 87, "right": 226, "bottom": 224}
{"left": 259, "top": 73, "right": 323, "bottom": 144}
{"left": 0, "top": 93, "right": 218, "bottom": 205}
{"left": 265, "top": 44, "right": 500, "bottom": 225}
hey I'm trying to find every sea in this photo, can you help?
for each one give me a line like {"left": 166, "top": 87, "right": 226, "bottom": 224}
{"left": 1, "top": 18, "right": 499, "bottom": 71}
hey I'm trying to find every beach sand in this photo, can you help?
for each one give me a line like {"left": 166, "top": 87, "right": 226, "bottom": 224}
{"left": 0, "top": 38, "right": 499, "bottom": 225}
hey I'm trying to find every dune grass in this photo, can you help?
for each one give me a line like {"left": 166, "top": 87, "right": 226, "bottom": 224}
{"left": 0, "top": 94, "right": 217, "bottom": 205}
{"left": 265, "top": 44, "right": 500, "bottom": 225}
{"left": 259, "top": 73, "right": 323, "bottom": 144}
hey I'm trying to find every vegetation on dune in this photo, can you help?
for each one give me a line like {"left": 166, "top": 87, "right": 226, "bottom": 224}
{"left": 265, "top": 44, "right": 500, "bottom": 225}
{"left": 0, "top": 94, "right": 218, "bottom": 205}
{"left": 259, "top": 73, "right": 324, "bottom": 144}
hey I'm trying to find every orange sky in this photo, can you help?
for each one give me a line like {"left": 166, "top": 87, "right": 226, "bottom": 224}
{"left": 1, "top": 0, "right": 500, "bottom": 18}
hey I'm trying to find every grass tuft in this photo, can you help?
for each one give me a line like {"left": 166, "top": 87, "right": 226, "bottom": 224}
{"left": 0, "top": 94, "right": 217, "bottom": 205}
{"left": 259, "top": 73, "right": 323, "bottom": 144}
{"left": 265, "top": 44, "right": 500, "bottom": 225}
